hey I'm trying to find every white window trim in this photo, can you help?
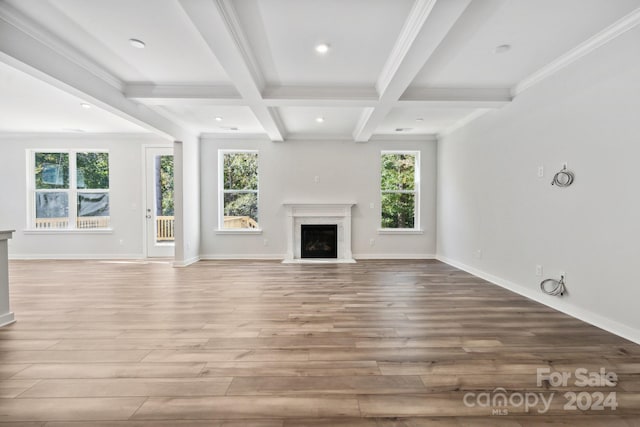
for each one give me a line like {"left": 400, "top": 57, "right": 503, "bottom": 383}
{"left": 379, "top": 150, "right": 421, "bottom": 233}
{"left": 26, "top": 149, "right": 110, "bottom": 232}
{"left": 217, "top": 149, "right": 261, "bottom": 232}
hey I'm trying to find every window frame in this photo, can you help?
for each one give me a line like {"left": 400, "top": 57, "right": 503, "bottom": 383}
{"left": 217, "top": 149, "right": 261, "bottom": 234}
{"left": 27, "top": 149, "right": 111, "bottom": 232}
{"left": 379, "top": 150, "right": 421, "bottom": 233}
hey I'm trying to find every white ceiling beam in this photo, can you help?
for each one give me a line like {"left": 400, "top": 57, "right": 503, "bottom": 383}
{"left": 178, "top": 0, "right": 285, "bottom": 141}
{"left": 125, "top": 84, "right": 243, "bottom": 106}
{"left": 353, "top": 0, "right": 472, "bottom": 142}
{"left": 399, "top": 87, "right": 511, "bottom": 108}
{"left": 262, "top": 86, "right": 379, "bottom": 107}
{"left": 0, "top": 3, "right": 194, "bottom": 142}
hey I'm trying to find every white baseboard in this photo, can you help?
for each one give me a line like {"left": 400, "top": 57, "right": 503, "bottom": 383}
{"left": 199, "top": 254, "right": 285, "bottom": 261}
{"left": 9, "top": 253, "right": 145, "bottom": 260}
{"left": 0, "top": 311, "right": 16, "bottom": 327}
{"left": 354, "top": 253, "right": 436, "bottom": 260}
{"left": 173, "top": 256, "right": 201, "bottom": 267}
{"left": 436, "top": 255, "right": 640, "bottom": 345}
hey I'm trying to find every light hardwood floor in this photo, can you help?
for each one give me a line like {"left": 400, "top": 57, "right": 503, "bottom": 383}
{"left": 0, "top": 259, "right": 639, "bottom": 425}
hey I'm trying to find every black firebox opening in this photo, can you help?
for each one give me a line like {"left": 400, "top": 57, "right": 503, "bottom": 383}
{"left": 301, "top": 224, "right": 338, "bottom": 258}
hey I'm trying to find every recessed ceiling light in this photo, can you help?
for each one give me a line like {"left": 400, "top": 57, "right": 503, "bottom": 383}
{"left": 395, "top": 127, "right": 412, "bottom": 132}
{"left": 315, "top": 117, "right": 325, "bottom": 123}
{"left": 129, "top": 38, "right": 146, "bottom": 49}
{"left": 416, "top": 118, "right": 424, "bottom": 122}
{"left": 315, "top": 43, "right": 330, "bottom": 54}
{"left": 215, "top": 117, "right": 223, "bottom": 122}
{"left": 80, "top": 103, "right": 91, "bottom": 109}
{"left": 494, "top": 44, "right": 511, "bottom": 54}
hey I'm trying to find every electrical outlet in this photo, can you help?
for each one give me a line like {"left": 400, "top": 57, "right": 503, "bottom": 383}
{"left": 537, "top": 166, "right": 544, "bottom": 177}
{"left": 314, "top": 175, "right": 320, "bottom": 183}
{"left": 536, "top": 265, "right": 543, "bottom": 276}
{"left": 369, "top": 238, "right": 375, "bottom": 246}
{"left": 475, "top": 249, "right": 482, "bottom": 259}
{"left": 369, "top": 202, "right": 374, "bottom": 209}
{"left": 263, "top": 239, "right": 268, "bottom": 247}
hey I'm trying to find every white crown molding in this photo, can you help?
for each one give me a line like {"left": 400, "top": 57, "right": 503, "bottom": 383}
{"left": 436, "top": 255, "right": 640, "bottom": 345}
{"left": 400, "top": 87, "right": 511, "bottom": 108}
{"left": 376, "top": 0, "right": 438, "bottom": 96}
{"left": 512, "top": 7, "right": 640, "bottom": 97}
{"left": 439, "top": 108, "right": 491, "bottom": 137}
{"left": 200, "top": 132, "right": 269, "bottom": 141}
{"left": 0, "top": 2, "right": 123, "bottom": 92}
{"left": 369, "top": 134, "right": 438, "bottom": 142}
{"left": 0, "top": 132, "right": 159, "bottom": 140}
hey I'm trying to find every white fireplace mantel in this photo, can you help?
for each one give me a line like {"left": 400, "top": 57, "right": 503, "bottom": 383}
{"left": 282, "top": 203, "right": 356, "bottom": 263}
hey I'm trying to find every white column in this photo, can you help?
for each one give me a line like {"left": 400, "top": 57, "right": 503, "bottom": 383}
{"left": 0, "top": 230, "right": 15, "bottom": 327}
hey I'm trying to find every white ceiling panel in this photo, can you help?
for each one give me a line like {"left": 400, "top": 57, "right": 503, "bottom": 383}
{"left": 155, "top": 105, "right": 265, "bottom": 134}
{"left": 6, "top": 0, "right": 231, "bottom": 84}
{"left": 411, "top": 0, "right": 640, "bottom": 88}
{"left": 0, "top": 62, "right": 147, "bottom": 133}
{"left": 234, "top": 0, "right": 414, "bottom": 86}
{"left": 376, "top": 107, "right": 478, "bottom": 135}
{"left": 279, "top": 107, "right": 364, "bottom": 135}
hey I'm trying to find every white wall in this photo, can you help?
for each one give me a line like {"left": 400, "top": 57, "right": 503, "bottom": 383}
{"left": 0, "top": 134, "right": 169, "bottom": 259}
{"left": 200, "top": 137, "right": 437, "bottom": 259}
{"left": 437, "top": 26, "right": 640, "bottom": 342}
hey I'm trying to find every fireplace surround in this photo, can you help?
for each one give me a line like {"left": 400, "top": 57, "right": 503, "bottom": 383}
{"left": 282, "top": 203, "right": 355, "bottom": 263}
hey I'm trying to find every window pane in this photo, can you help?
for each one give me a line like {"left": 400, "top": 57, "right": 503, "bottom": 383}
{"left": 35, "top": 153, "right": 69, "bottom": 189}
{"left": 158, "top": 155, "right": 174, "bottom": 216}
{"left": 381, "top": 192, "right": 415, "bottom": 229}
{"left": 223, "top": 192, "right": 258, "bottom": 228}
{"left": 77, "top": 152, "right": 109, "bottom": 189}
{"left": 77, "top": 192, "right": 109, "bottom": 229}
{"left": 224, "top": 152, "right": 258, "bottom": 190}
{"left": 381, "top": 153, "right": 415, "bottom": 191}
{"left": 35, "top": 192, "right": 69, "bottom": 228}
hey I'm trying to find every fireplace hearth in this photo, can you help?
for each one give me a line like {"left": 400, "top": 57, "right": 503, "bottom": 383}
{"left": 301, "top": 224, "right": 337, "bottom": 258}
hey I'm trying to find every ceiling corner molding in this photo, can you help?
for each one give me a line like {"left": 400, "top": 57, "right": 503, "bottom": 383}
{"left": 0, "top": 2, "right": 123, "bottom": 92}
{"left": 200, "top": 132, "right": 270, "bottom": 141}
{"left": 376, "top": 0, "right": 438, "bottom": 96}
{"left": 369, "top": 133, "right": 438, "bottom": 142}
{"left": 217, "top": 0, "right": 266, "bottom": 91}
{"left": 439, "top": 108, "right": 491, "bottom": 138}
{"left": 512, "top": 7, "right": 640, "bottom": 97}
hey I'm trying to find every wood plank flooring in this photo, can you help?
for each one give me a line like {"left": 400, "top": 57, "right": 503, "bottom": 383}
{"left": 0, "top": 259, "right": 639, "bottom": 425}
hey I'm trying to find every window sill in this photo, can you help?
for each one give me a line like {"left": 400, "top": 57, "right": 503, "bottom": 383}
{"left": 377, "top": 228, "right": 424, "bottom": 235}
{"left": 23, "top": 228, "right": 114, "bottom": 235}
{"left": 215, "top": 229, "right": 263, "bottom": 235}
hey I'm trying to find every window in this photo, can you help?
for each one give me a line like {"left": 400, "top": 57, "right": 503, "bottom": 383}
{"left": 219, "top": 150, "right": 259, "bottom": 230}
{"left": 31, "top": 150, "right": 110, "bottom": 230}
{"left": 380, "top": 151, "right": 420, "bottom": 230}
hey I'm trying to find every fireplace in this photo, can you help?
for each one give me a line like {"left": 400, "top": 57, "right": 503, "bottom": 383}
{"left": 301, "top": 224, "right": 337, "bottom": 259}
{"left": 282, "top": 203, "right": 355, "bottom": 263}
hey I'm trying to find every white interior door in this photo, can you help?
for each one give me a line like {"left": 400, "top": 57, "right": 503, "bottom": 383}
{"left": 145, "top": 147, "right": 174, "bottom": 258}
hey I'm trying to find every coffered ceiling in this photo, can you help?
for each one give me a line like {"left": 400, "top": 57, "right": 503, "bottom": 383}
{"left": 0, "top": 0, "right": 639, "bottom": 141}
